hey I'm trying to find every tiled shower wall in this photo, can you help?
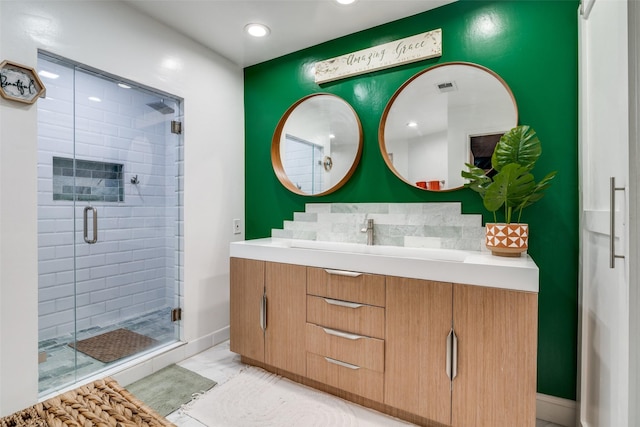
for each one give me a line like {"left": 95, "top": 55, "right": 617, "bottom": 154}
{"left": 283, "top": 135, "right": 323, "bottom": 193}
{"left": 37, "top": 57, "right": 181, "bottom": 341}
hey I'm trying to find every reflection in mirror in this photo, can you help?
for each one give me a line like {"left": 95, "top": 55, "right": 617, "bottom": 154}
{"left": 470, "top": 133, "right": 503, "bottom": 177}
{"left": 272, "top": 93, "right": 362, "bottom": 196}
{"left": 379, "top": 62, "right": 518, "bottom": 191}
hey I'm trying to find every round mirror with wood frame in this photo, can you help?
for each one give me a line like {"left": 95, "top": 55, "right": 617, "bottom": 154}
{"left": 379, "top": 62, "right": 518, "bottom": 192}
{"left": 272, "top": 93, "right": 363, "bottom": 196}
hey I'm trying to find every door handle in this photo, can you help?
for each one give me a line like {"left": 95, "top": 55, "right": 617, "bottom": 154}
{"left": 446, "top": 329, "right": 452, "bottom": 380}
{"left": 260, "top": 291, "right": 267, "bottom": 331}
{"left": 610, "top": 177, "right": 625, "bottom": 268}
{"left": 83, "top": 206, "right": 98, "bottom": 244}
{"left": 446, "top": 328, "right": 458, "bottom": 381}
{"left": 452, "top": 329, "right": 458, "bottom": 380}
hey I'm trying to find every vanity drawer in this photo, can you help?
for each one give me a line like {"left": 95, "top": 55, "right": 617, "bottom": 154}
{"left": 306, "top": 295, "right": 385, "bottom": 339}
{"left": 307, "top": 267, "right": 385, "bottom": 307}
{"left": 306, "top": 352, "right": 384, "bottom": 403}
{"left": 305, "top": 323, "right": 384, "bottom": 372}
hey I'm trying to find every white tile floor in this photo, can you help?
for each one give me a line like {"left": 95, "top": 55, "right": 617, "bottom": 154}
{"left": 165, "top": 340, "right": 566, "bottom": 427}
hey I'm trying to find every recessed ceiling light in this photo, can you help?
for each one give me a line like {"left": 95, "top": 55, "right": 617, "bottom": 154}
{"left": 407, "top": 121, "right": 418, "bottom": 128}
{"left": 335, "top": 0, "right": 357, "bottom": 5}
{"left": 117, "top": 83, "right": 131, "bottom": 89}
{"left": 38, "top": 70, "right": 59, "bottom": 79}
{"left": 245, "top": 23, "right": 270, "bottom": 38}
{"left": 88, "top": 96, "right": 101, "bottom": 102}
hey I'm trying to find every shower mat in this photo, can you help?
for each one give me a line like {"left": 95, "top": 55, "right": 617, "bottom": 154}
{"left": 183, "top": 366, "right": 415, "bottom": 426}
{"left": 69, "top": 328, "right": 158, "bottom": 363}
{"left": 0, "top": 377, "right": 174, "bottom": 427}
{"left": 126, "top": 364, "right": 216, "bottom": 416}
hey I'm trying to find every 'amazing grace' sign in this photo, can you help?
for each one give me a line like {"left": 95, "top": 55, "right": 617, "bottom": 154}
{"left": 314, "top": 29, "right": 442, "bottom": 84}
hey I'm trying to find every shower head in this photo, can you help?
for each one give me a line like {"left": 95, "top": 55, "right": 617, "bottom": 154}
{"left": 146, "top": 99, "right": 175, "bottom": 115}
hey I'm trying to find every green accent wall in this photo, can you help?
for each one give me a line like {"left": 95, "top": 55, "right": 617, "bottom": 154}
{"left": 244, "top": 0, "right": 579, "bottom": 400}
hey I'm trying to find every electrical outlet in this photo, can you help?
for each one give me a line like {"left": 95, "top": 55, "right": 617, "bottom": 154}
{"left": 233, "top": 218, "right": 241, "bottom": 235}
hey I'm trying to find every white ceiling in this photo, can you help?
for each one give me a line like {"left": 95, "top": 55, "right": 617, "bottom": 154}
{"left": 122, "top": 0, "right": 456, "bottom": 68}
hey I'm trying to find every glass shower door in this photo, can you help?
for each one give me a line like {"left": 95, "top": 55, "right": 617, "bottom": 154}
{"left": 37, "top": 53, "right": 183, "bottom": 394}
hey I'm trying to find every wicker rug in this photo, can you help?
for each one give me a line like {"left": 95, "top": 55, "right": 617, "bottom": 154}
{"left": 0, "top": 377, "right": 174, "bottom": 427}
{"left": 69, "top": 329, "right": 158, "bottom": 363}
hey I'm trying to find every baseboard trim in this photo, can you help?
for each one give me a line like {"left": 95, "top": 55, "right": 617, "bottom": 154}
{"left": 537, "top": 393, "right": 576, "bottom": 426}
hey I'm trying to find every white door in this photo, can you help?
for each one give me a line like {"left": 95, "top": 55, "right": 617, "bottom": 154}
{"left": 579, "top": 0, "right": 630, "bottom": 426}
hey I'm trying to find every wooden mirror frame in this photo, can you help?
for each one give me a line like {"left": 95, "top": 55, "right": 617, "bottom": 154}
{"left": 379, "top": 62, "right": 518, "bottom": 192}
{"left": 272, "top": 93, "right": 363, "bottom": 196}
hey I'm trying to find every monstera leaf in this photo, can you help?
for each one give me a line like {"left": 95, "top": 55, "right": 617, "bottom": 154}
{"left": 482, "top": 163, "right": 556, "bottom": 223}
{"left": 462, "top": 125, "right": 557, "bottom": 223}
{"left": 461, "top": 163, "right": 492, "bottom": 197}
{"left": 491, "top": 125, "right": 541, "bottom": 172}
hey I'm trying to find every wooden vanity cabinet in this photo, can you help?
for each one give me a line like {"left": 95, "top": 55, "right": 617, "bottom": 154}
{"left": 231, "top": 258, "right": 537, "bottom": 427}
{"left": 229, "top": 257, "right": 306, "bottom": 376}
{"left": 229, "top": 257, "right": 264, "bottom": 362}
{"left": 385, "top": 276, "right": 538, "bottom": 427}
{"left": 451, "top": 284, "right": 537, "bottom": 427}
{"left": 305, "top": 267, "right": 386, "bottom": 403}
{"left": 385, "top": 277, "right": 453, "bottom": 425}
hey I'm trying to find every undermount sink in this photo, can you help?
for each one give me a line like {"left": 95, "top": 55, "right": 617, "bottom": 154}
{"left": 287, "top": 239, "right": 470, "bottom": 262}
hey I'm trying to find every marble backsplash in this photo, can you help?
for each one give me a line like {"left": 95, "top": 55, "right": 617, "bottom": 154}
{"left": 271, "top": 202, "right": 486, "bottom": 251}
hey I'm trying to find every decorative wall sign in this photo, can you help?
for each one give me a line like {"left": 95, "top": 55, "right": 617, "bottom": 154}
{"left": 0, "top": 60, "right": 46, "bottom": 104}
{"left": 315, "top": 29, "right": 442, "bottom": 84}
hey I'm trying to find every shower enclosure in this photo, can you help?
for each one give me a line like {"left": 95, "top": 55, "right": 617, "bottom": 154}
{"left": 36, "top": 52, "right": 183, "bottom": 394}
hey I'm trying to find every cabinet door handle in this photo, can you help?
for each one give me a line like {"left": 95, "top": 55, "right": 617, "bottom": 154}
{"left": 323, "top": 298, "right": 364, "bottom": 309}
{"left": 446, "top": 329, "right": 452, "bottom": 380}
{"left": 446, "top": 328, "right": 458, "bottom": 380}
{"left": 452, "top": 329, "right": 458, "bottom": 380}
{"left": 260, "top": 291, "right": 267, "bottom": 331}
{"left": 324, "top": 269, "right": 362, "bottom": 277}
{"left": 322, "top": 327, "right": 363, "bottom": 340}
{"left": 324, "top": 357, "right": 360, "bottom": 370}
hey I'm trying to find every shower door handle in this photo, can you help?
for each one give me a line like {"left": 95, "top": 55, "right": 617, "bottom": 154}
{"left": 83, "top": 206, "right": 98, "bottom": 244}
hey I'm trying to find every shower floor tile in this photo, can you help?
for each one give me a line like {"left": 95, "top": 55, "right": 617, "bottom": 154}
{"left": 38, "top": 307, "right": 177, "bottom": 394}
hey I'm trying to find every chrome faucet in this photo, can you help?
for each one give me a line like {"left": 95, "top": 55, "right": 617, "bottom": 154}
{"left": 361, "top": 218, "right": 374, "bottom": 245}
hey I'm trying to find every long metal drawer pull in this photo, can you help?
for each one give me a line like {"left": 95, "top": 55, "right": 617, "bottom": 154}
{"left": 83, "top": 206, "right": 98, "bottom": 244}
{"left": 324, "top": 357, "right": 360, "bottom": 370}
{"left": 322, "top": 298, "right": 364, "bottom": 309}
{"left": 324, "top": 269, "right": 362, "bottom": 277}
{"left": 610, "top": 176, "right": 626, "bottom": 268}
{"left": 322, "top": 327, "right": 363, "bottom": 340}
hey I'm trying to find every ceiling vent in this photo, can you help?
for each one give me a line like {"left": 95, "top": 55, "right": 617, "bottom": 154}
{"left": 436, "top": 81, "right": 457, "bottom": 93}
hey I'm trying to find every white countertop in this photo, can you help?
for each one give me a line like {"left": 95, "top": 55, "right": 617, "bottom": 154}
{"left": 230, "top": 238, "right": 539, "bottom": 293}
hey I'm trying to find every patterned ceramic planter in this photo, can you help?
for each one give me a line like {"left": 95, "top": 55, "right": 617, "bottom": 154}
{"left": 485, "top": 223, "right": 529, "bottom": 257}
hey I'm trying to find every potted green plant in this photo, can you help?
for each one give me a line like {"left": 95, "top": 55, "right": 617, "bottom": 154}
{"left": 461, "top": 125, "right": 557, "bottom": 256}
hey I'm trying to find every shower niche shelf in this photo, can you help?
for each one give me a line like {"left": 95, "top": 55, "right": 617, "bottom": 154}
{"left": 52, "top": 156, "right": 124, "bottom": 202}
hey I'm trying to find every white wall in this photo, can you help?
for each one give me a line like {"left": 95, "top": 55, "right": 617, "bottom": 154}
{"left": 0, "top": 0, "right": 244, "bottom": 415}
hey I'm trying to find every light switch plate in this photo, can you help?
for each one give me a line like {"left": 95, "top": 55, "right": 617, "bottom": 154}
{"left": 233, "top": 218, "right": 241, "bottom": 234}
